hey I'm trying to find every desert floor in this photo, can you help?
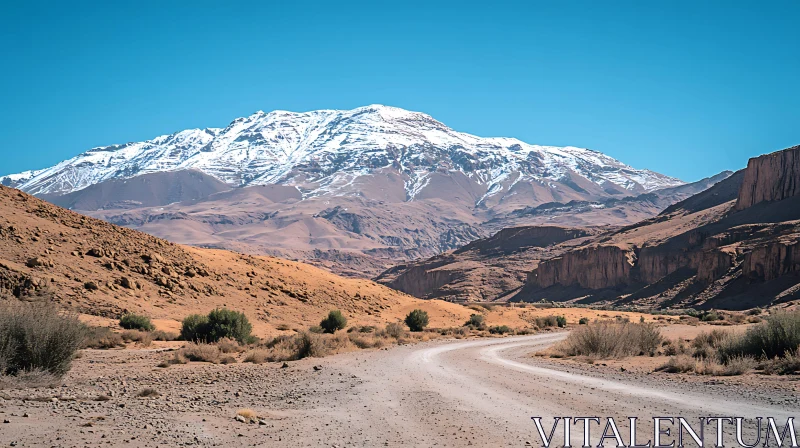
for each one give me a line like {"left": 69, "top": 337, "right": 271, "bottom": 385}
{"left": 1, "top": 331, "right": 797, "bottom": 447}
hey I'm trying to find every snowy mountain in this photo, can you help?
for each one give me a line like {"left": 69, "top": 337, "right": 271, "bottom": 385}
{"left": 2, "top": 105, "right": 682, "bottom": 200}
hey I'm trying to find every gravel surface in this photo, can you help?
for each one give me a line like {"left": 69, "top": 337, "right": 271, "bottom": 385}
{"left": 1, "top": 334, "right": 797, "bottom": 447}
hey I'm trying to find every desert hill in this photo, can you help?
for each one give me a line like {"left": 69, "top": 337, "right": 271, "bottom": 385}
{"left": 0, "top": 185, "right": 487, "bottom": 335}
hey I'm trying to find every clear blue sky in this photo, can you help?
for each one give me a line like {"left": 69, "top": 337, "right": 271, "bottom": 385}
{"left": 2, "top": 0, "right": 798, "bottom": 181}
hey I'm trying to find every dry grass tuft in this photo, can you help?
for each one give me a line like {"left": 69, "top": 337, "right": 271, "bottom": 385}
{"left": 554, "top": 321, "right": 662, "bottom": 358}
{"left": 178, "top": 343, "right": 221, "bottom": 364}
{"left": 135, "top": 388, "right": 160, "bottom": 398}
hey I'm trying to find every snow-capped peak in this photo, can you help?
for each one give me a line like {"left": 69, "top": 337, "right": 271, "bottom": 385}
{"left": 1, "top": 105, "right": 683, "bottom": 199}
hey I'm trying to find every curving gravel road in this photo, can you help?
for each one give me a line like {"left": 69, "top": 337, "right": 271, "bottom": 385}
{"left": 1, "top": 333, "right": 796, "bottom": 447}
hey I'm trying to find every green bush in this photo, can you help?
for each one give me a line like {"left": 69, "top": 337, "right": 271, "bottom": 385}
{"left": 0, "top": 302, "right": 86, "bottom": 377}
{"left": 320, "top": 310, "right": 347, "bottom": 334}
{"left": 180, "top": 309, "right": 253, "bottom": 343}
{"left": 206, "top": 308, "right": 253, "bottom": 343}
{"left": 119, "top": 313, "right": 154, "bottom": 332}
{"left": 489, "top": 325, "right": 512, "bottom": 335}
{"left": 701, "top": 311, "right": 720, "bottom": 322}
{"left": 556, "top": 316, "right": 567, "bottom": 328}
{"left": 405, "top": 309, "right": 429, "bottom": 332}
{"left": 465, "top": 314, "right": 484, "bottom": 328}
{"left": 578, "top": 317, "right": 589, "bottom": 325}
{"left": 180, "top": 314, "right": 210, "bottom": 342}
{"left": 534, "top": 315, "right": 559, "bottom": 328}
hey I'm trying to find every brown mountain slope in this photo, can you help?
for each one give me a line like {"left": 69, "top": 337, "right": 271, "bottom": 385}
{"left": 0, "top": 185, "right": 484, "bottom": 336}
{"left": 375, "top": 173, "right": 732, "bottom": 303}
{"left": 48, "top": 171, "right": 726, "bottom": 279}
{"left": 518, "top": 145, "right": 800, "bottom": 310}
{"left": 376, "top": 226, "right": 603, "bottom": 302}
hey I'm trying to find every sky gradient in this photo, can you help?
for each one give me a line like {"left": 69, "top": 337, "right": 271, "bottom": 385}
{"left": 2, "top": 0, "right": 799, "bottom": 181}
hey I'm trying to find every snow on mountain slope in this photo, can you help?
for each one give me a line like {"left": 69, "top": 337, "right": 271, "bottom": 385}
{"left": 1, "top": 105, "right": 683, "bottom": 199}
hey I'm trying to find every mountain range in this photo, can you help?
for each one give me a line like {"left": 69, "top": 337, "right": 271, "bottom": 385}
{"left": 3, "top": 105, "right": 700, "bottom": 276}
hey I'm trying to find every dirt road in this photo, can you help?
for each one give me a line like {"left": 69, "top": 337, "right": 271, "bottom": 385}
{"left": 1, "top": 333, "right": 797, "bottom": 447}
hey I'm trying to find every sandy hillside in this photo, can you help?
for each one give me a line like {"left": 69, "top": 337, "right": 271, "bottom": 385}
{"left": 0, "top": 185, "right": 486, "bottom": 336}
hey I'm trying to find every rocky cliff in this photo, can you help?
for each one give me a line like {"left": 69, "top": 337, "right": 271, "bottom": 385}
{"left": 735, "top": 145, "right": 800, "bottom": 210}
{"left": 377, "top": 226, "right": 597, "bottom": 301}
{"left": 519, "top": 145, "right": 800, "bottom": 310}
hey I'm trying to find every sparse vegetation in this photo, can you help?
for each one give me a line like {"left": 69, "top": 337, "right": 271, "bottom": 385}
{"left": 533, "top": 315, "right": 559, "bottom": 329}
{"left": 136, "top": 388, "right": 160, "bottom": 398}
{"left": 0, "top": 302, "right": 86, "bottom": 378}
{"left": 180, "top": 308, "right": 253, "bottom": 343}
{"left": 405, "top": 309, "right": 429, "bottom": 332}
{"left": 119, "top": 313, "right": 155, "bottom": 332}
{"left": 556, "top": 316, "right": 567, "bottom": 328}
{"left": 717, "top": 310, "right": 800, "bottom": 363}
{"left": 319, "top": 310, "right": 347, "bottom": 334}
{"left": 178, "top": 343, "right": 221, "bottom": 363}
{"left": 121, "top": 330, "right": 152, "bottom": 347}
{"left": 578, "top": 317, "right": 589, "bottom": 325}
{"left": 489, "top": 325, "right": 512, "bottom": 335}
{"left": 385, "top": 322, "right": 405, "bottom": 338}
{"left": 554, "top": 321, "right": 662, "bottom": 358}
{"left": 465, "top": 314, "right": 485, "bottom": 329}
{"left": 81, "top": 326, "right": 125, "bottom": 349}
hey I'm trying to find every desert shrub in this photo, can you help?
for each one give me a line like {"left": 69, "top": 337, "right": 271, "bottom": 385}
{"left": 465, "top": 314, "right": 485, "bottom": 328}
{"left": 309, "top": 325, "right": 324, "bottom": 334}
{"left": 181, "top": 309, "right": 253, "bottom": 343}
{"left": 243, "top": 349, "right": 269, "bottom": 364}
{"left": 534, "top": 315, "right": 559, "bottom": 328}
{"left": 220, "top": 356, "right": 237, "bottom": 365}
{"left": 121, "top": 330, "right": 152, "bottom": 347}
{"left": 717, "top": 310, "right": 800, "bottom": 363}
{"left": 657, "top": 355, "right": 695, "bottom": 373}
{"left": 216, "top": 337, "right": 241, "bottom": 354}
{"left": 319, "top": 310, "right": 347, "bottom": 334}
{"left": 405, "top": 309, "right": 429, "bottom": 332}
{"left": 556, "top": 316, "right": 567, "bottom": 328}
{"left": 81, "top": 326, "right": 125, "bottom": 349}
{"left": 151, "top": 330, "right": 178, "bottom": 341}
{"left": 348, "top": 332, "right": 386, "bottom": 349}
{"left": 136, "top": 388, "right": 160, "bottom": 398}
{"left": 119, "top": 313, "right": 154, "bottom": 332}
{"left": 579, "top": 317, "right": 589, "bottom": 325}
{"left": 385, "top": 322, "right": 405, "bottom": 338}
{"left": 263, "top": 331, "right": 353, "bottom": 361}
{"left": 180, "top": 314, "right": 210, "bottom": 342}
{"left": 720, "top": 356, "right": 757, "bottom": 376}
{"left": 206, "top": 308, "right": 253, "bottom": 343}
{"left": 0, "top": 303, "right": 86, "bottom": 377}
{"left": 747, "top": 308, "right": 762, "bottom": 316}
{"left": 763, "top": 348, "right": 800, "bottom": 375}
{"left": 555, "top": 321, "right": 662, "bottom": 358}
{"left": 701, "top": 311, "right": 720, "bottom": 322}
{"left": 179, "top": 343, "right": 221, "bottom": 363}
{"left": 489, "top": 325, "right": 512, "bottom": 335}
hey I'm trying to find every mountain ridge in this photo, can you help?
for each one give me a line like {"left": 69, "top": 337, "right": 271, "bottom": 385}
{"left": 2, "top": 105, "right": 682, "bottom": 202}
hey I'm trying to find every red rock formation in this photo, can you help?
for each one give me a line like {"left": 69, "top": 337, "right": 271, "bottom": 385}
{"left": 735, "top": 145, "right": 800, "bottom": 211}
{"left": 530, "top": 246, "right": 635, "bottom": 289}
{"left": 742, "top": 239, "right": 800, "bottom": 281}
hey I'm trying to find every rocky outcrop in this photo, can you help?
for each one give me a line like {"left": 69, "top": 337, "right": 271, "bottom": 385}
{"left": 735, "top": 145, "right": 800, "bottom": 211}
{"left": 530, "top": 246, "right": 635, "bottom": 289}
{"left": 742, "top": 238, "right": 800, "bottom": 281}
{"left": 520, "top": 145, "right": 800, "bottom": 309}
